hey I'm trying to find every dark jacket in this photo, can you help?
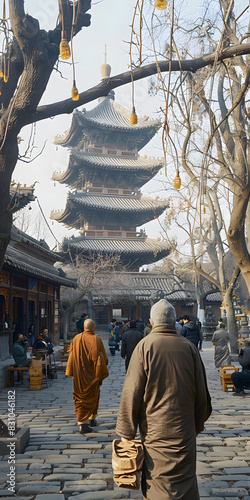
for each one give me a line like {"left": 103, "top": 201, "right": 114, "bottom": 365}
{"left": 239, "top": 347, "right": 250, "bottom": 370}
{"left": 121, "top": 328, "right": 143, "bottom": 370}
{"left": 137, "top": 321, "right": 144, "bottom": 334}
{"left": 182, "top": 321, "right": 201, "bottom": 348}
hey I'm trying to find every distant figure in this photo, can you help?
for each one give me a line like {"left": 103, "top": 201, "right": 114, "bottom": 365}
{"left": 137, "top": 319, "right": 145, "bottom": 334}
{"left": 28, "top": 324, "right": 35, "bottom": 347}
{"left": 175, "top": 316, "right": 184, "bottom": 335}
{"left": 212, "top": 322, "right": 230, "bottom": 368}
{"left": 144, "top": 319, "right": 151, "bottom": 337}
{"left": 121, "top": 320, "right": 143, "bottom": 371}
{"left": 120, "top": 320, "right": 129, "bottom": 339}
{"left": 182, "top": 315, "right": 201, "bottom": 348}
{"left": 116, "top": 299, "right": 211, "bottom": 500}
{"left": 12, "top": 334, "right": 31, "bottom": 367}
{"left": 76, "top": 313, "right": 88, "bottom": 333}
{"left": 66, "top": 319, "right": 109, "bottom": 433}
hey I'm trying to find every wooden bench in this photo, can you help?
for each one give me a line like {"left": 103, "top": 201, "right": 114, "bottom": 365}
{"left": 219, "top": 365, "right": 239, "bottom": 392}
{"left": 8, "top": 366, "right": 30, "bottom": 387}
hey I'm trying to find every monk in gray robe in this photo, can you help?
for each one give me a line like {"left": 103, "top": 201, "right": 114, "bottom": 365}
{"left": 116, "top": 299, "right": 212, "bottom": 500}
{"left": 212, "top": 322, "right": 231, "bottom": 368}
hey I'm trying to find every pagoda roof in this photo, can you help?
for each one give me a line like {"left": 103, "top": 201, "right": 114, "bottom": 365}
{"left": 51, "top": 192, "right": 168, "bottom": 229}
{"left": 62, "top": 236, "right": 170, "bottom": 267}
{"left": 54, "top": 96, "right": 161, "bottom": 151}
{"left": 52, "top": 150, "right": 163, "bottom": 188}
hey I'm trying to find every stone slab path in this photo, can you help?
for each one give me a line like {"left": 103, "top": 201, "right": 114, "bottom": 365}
{"left": 0, "top": 339, "right": 249, "bottom": 499}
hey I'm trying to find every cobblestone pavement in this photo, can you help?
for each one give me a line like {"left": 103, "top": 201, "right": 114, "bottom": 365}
{"left": 0, "top": 338, "right": 250, "bottom": 500}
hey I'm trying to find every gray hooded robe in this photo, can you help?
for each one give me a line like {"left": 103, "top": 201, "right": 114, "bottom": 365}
{"left": 116, "top": 300, "right": 211, "bottom": 500}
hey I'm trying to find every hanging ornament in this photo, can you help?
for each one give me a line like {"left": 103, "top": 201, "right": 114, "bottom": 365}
{"left": 71, "top": 80, "right": 79, "bottom": 101}
{"left": 60, "top": 31, "right": 70, "bottom": 60}
{"left": 3, "top": 74, "right": 8, "bottom": 83}
{"left": 130, "top": 106, "right": 138, "bottom": 125}
{"left": 0, "top": 71, "right": 3, "bottom": 78}
{"left": 155, "top": 0, "right": 167, "bottom": 10}
{"left": 174, "top": 170, "right": 181, "bottom": 189}
{"left": 203, "top": 205, "right": 206, "bottom": 214}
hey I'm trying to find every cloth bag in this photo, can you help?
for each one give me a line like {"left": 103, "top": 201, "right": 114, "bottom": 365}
{"left": 112, "top": 439, "right": 144, "bottom": 490}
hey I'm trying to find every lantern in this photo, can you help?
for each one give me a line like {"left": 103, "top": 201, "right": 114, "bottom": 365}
{"left": 155, "top": 0, "right": 167, "bottom": 10}
{"left": 71, "top": 81, "right": 79, "bottom": 101}
{"left": 60, "top": 31, "right": 70, "bottom": 60}
{"left": 174, "top": 170, "right": 181, "bottom": 189}
{"left": 130, "top": 106, "right": 138, "bottom": 125}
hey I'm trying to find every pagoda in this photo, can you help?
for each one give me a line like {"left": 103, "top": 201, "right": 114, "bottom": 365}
{"left": 51, "top": 63, "right": 170, "bottom": 270}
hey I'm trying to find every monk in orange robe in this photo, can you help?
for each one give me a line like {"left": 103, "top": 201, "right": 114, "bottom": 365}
{"left": 66, "top": 319, "right": 109, "bottom": 433}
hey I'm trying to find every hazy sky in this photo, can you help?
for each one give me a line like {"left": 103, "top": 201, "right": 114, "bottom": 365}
{"left": 14, "top": 0, "right": 201, "bottom": 248}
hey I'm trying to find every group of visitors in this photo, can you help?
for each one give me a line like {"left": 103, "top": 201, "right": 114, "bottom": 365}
{"left": 108, "top": 318, "right": 151, "bottom": 356}
{"left": 12, "top": 328, "right": 54, "bottom": 368}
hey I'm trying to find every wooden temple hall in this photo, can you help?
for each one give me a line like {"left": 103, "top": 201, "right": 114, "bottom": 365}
{"left": 0, "top": 184, "right": 75, "bottom": 360}
{"left": 51, "top": 62, "right": 171, "bottom": 324}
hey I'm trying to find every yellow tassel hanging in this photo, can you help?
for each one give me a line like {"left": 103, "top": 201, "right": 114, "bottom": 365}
{"left": 60, "top": 31, "right": 70, "bottom": 60}
{"left": 71, "top": 80, "right": 79, "bottom": 101}
{"left": 0, "top": 71, "right": 3, "bottom": 78}
{"left": 155, "top": 0, "right": 167, "bottom": 10}
{"left": 3, "top": 74, "right": 8, "bottom": 83}
{"left": 174, "top": 170, "right": 181, "bottom": 190}
{"left": 130, "top": 106, "right": 138, "bottom": 126}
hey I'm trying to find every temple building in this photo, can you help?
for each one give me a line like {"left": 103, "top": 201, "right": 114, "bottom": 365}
{"left": 51, "top": 63, "right": 170, "bottom": 270}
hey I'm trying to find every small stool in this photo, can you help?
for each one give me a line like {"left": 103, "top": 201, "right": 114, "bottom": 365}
{"left": 219, "top": 365, "right": 238, "bottom": 392}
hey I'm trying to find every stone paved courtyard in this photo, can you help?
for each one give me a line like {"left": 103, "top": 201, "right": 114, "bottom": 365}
{"left": 0, "top": 338, "right": 250, "bottom": 500}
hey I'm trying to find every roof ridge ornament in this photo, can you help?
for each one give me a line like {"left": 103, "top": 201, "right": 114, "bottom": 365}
{"left": 100, "top": 44, "right": 111, "bottom": 80}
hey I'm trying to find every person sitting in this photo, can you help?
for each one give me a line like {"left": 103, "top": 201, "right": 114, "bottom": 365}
{"left": 231, "top": 345, "right": 250, "bottom": 396}
{"left": 32, "top": 330, "right": 49, "bottom": 356}
{"left": 12, "top": 334, "right": 31, "bottom": 367}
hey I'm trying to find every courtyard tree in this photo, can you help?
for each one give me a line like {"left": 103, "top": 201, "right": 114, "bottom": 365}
{"left": 0, "top": 0, "right": 250, "bottom": 273}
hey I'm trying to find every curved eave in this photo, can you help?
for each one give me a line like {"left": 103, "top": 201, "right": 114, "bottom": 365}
{"left": 54, "top": 106, "right": 161, "bottom": 149}
{"left": 62, "top": 236, "right": 170, "bottom": 266}
{"left": 52, "top": 152, "right": 163, "bottom": 186}
{"left": 68, "top": 193, "right": 168, "bottom": 213}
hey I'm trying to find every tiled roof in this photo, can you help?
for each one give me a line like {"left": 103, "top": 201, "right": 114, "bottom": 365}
{"left": 9, "top": 185, "right": 35, "bottom": 213}
{"left": 5, "top": 234, "right": 75, "bottom": 287}
{"left": 64, "top": 237, "right": 169, "bottom": 254}
{"left": 54, "top": 97, "right": 161, "bottom": 150}
{"left": 63, "top": 237, "right": 170, "bottom": 267}
{"left": 69, "top": 192, "right": 167, "bottom": 212}
{"left": 91, "top": 272, "right": 222, "bottom": 303}
{"left": 83, "top": 96, "right": 161, "bottom": 129}
{"left": 52, "top": 151, "right": 162, "bottom": 187}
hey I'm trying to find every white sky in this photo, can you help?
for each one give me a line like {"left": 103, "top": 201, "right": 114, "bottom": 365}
{"left": 14, "top": 0, "right": 201, "bottom": 249}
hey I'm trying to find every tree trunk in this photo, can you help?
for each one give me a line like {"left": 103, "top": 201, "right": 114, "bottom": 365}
{"left": 223, "top": 290, "right": 238, "bottom": 354}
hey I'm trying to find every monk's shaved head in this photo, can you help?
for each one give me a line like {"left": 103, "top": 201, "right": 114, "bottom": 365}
{"left": 84, "top": 318, "right": 95, "bottom": 332}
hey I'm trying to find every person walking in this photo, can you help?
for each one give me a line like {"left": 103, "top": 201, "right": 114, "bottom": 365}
{"left": 116, "top": 299, "right": 211, "bottom": 500}
{"left": 212, "top": 322, "right": 230, "bottom": 368}
{"left": 182, "top": 314, "right": 201, "bottom": 348}
{"left": 121, "top": 320, "right": 143, "bottom": 371}
{"left": 66, "top": 319, "right": 109, "bottom": 433}
{"left": 143, "top": 319, "right": 151, "bottom": 337}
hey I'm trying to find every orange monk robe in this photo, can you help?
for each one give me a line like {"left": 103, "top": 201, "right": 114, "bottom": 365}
{"left": 66, "top": 329, "right": 108, "bottom": 422}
